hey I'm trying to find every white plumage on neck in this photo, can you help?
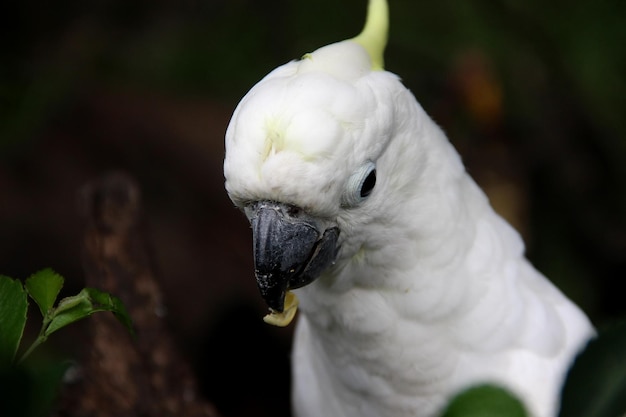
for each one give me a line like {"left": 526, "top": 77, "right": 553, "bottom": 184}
{"left": 290, "top": 82, "right": 592, "bottom": 417}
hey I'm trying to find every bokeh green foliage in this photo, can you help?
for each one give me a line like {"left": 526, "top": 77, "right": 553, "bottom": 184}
{"left": 3, "top": 0, "right": 624, "bottom": 141}
{"left": 440, "top": 385, "right": 528, "bottom": 417}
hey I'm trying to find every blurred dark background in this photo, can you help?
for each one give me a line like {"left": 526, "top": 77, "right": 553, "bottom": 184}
{"left": 1, "top": 0, "right": 624, "bottom": 416}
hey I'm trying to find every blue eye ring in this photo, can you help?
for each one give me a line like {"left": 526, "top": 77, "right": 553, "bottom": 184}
{"left": 341, "top": 161, "right": 377, "bottom": 208}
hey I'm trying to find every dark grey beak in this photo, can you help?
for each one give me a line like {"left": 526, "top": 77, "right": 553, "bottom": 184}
{"left": 246, "top": 201, "right": 339, "bottom": 312}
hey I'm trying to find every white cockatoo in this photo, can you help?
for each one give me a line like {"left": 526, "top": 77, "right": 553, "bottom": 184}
{"left": 223, "top": 0, "right": 595, "bottom": 416}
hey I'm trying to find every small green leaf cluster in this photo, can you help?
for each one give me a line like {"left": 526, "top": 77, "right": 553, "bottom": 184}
{"left": 0, "top": 268, "right": 133, "bottom": 366}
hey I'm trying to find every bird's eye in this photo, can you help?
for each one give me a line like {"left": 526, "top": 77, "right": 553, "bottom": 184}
{"left": 360, "top": 169, "right": 376, "bottom": 198}
{"left": 341, "top": 161, "right": 377, "bottom": 208}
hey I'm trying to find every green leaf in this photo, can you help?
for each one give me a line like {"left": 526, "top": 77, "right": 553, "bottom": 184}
{"left": 439, "top": 384, "right": 528, "bottom": 417}
{"left": 559, "top": 321, "right": 626, "bottom": 417}
{"left": 0, "top": 276, "right": 29, "bottom": 365}
{"left": 44, "top": 291, "right": 93, "bottom": 337}
{"left": 25, "top": 268, "right": 64, "bottom": 318}
{"left": 83, "top": 288, "right": 135, "bottom": 336}
{"left": 45, "top": 288, "right": 134, "bottom": 338}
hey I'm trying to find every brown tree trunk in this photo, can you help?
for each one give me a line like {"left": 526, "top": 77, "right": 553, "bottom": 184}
{"left": 55, "top": 171, "right": 219, "bottom": 417}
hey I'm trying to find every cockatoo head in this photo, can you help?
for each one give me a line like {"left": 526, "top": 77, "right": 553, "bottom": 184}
{"left": 225, "top": 0, "right": 420, "bottom": 320}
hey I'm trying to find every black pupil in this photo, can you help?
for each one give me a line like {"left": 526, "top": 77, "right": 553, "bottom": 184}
{"left": 360, "top": 169, "right": 376, "bottom": 198}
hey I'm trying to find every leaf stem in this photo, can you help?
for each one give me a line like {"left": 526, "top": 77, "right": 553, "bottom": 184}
{"left": 18, "top": 335, "right": 46, "bottom": 364}
{"left": 17, "top": 315, "right": 51, "bottom": 364}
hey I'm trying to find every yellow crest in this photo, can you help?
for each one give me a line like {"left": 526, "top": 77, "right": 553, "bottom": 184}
{"left": 350, "top": 0, "right": 389, "bottom": 71}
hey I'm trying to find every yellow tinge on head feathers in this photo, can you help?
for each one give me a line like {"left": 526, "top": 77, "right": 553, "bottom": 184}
{"left": 351, "top": 0, "right": 389, "bottom": 71}
{"left": 259, "top": 0, "right": 389, "bottom": 328}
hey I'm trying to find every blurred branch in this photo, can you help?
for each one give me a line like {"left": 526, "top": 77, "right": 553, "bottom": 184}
{"left": 54, "top": 171, "right": 219, "bottom": 417}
